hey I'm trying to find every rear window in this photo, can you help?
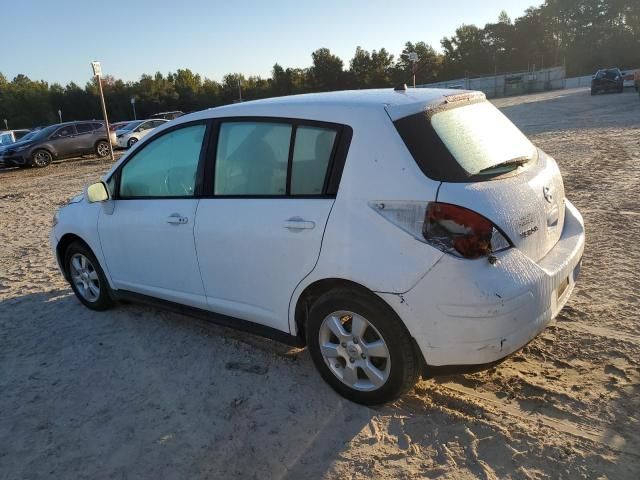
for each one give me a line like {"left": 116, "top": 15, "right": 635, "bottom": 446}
{"left": 394, "top": 100, "right": 536, "bottom": 182}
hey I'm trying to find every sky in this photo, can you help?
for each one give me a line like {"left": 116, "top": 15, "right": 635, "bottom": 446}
{"left": 4, "top": 0, "right": 540, "bottom": 86}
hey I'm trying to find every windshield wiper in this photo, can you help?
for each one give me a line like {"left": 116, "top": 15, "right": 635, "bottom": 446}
{"left": 478, "top": 156, "right": 530, "bottom": 174}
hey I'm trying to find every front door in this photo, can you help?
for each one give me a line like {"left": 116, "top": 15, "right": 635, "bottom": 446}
{"left": 99, "top": 121, "right": 209, "bottom": 308}
{"left": 194, "top": 120, "right": 342, "bottom": 332}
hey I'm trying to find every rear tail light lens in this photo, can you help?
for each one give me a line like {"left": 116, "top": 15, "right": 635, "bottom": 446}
{"left": 424, "top": 203, "right": 510, "bottom": 258}
{"left": 370, "top": 201, "right": 511, "bottom": 259}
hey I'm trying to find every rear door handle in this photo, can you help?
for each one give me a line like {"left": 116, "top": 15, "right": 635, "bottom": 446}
{"left": 167, "top": 213, "right": 188, "bottom": 225}
{"left": 283, "top": 217, "right": 315, "bottom": 231}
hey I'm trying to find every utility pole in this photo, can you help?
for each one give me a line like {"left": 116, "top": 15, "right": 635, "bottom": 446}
{"left": 131, "top": 97, "right": 137, "bottom": 120}
{"left": 58, "top": 109, "right": 62, "bottom": 123}
{"left": 408, "top": 52, "right": 419, "bottom": 88}
{"left": 91, "top": 61, "right": 115, "bottom": 162}
{"left": 237, "top": 78, "right": 243, "bottom": 102}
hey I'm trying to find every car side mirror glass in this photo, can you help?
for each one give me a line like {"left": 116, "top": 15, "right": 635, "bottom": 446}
{"left": 87, "top": 182, "right": 109, "bottom": 203}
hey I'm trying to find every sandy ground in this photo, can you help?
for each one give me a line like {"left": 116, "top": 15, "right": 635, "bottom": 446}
{"left": 1, "top": 88, "right": 639, "bottom": 479}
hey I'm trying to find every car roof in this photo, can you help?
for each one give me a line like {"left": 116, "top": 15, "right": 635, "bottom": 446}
{"left": 188, "top": 87, "right": 481, "bottom": 123}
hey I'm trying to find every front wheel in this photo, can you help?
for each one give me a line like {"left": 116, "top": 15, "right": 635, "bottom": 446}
{"left": 96, "top": 140, "right": 110, "bottom": 157}
{"left": 31, "top": 149, "right": 52, "bottom": 168}
{"left": 306, "top": 287, "right": 421, "bottom": 405}
{"left": 127, "top": 137, "right": 138, "bottom": 148}
{"left": 64, "top": 241, "right": 113, "bottom": 311}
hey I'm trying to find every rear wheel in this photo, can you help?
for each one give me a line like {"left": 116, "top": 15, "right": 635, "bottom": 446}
{"left": 64, "top": 241, "right": 113, "bottom": 311}
{"left": 31, "top": 149, "right": 52, "bottom": 168}
{"left": 127, "top": 137, "right": 138, "bottom": 148}
{"left": 95, "top": 140, "right": 110, "bottom": 157}
{"left": 590, "top": 88, "right": 596, "bottom": 95}
{"left": 306, "top": 287, "right": 421, "bottom": 405}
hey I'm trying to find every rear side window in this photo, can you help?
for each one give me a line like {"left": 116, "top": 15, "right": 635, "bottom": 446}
{"left": 75, "top": 123, "right": 93, "bottom": 134}
{"left": 394, "top": 100, "right": 536, "bottom": 182}
{"left": 291, "top": 126, "right": 336, "bottom": 195}
{"left": 214, "top": 122, "right": 292, "bottom": 195}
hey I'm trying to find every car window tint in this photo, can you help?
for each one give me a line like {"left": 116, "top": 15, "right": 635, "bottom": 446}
{"left": 119, "top": 124, "right": 206, "bottom": 198}
{"left": 14, "top": 130, "right": 28, "bottom": 140}
{"left": 214, "top": 122, "right": 291, "bottom": 195}
{"left": 92, "top": 122, "right": 104, "bottom": 130}
{"left": 291, "top": 126, "right": 336, "bottom": 195}
{"left": 76, "top": 123, "right": 93, "bottom": 134}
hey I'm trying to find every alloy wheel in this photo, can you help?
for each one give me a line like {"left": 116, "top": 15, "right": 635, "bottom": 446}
{"left": 69, "top": 253, "right": 100, "bottom": 302}
{"left": 97, "top": 141, "right": 110, "bottom": 157}
{"left": 318, "top": 310, "right": 391, "bottom": 392}
{"left": 33, "top": 151, "right": 51, "bottom": 167}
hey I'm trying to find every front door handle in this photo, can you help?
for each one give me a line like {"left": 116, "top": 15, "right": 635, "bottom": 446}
{"left": 167, "top": 213, "right": 188, "bottom": 225}
{"left": 284, "top": 217, "right": 315, "bottom": 231}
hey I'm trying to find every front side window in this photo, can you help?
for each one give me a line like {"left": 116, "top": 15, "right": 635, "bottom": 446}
{"left": 119, "top": 123, "right": 206, "bottom": 198}
{"left": 291, "top": 126, "right": 337, "bottom": 195}
{"left": 214, "top": 122, "right": 291, "bottom": 195}
{"left": 53, "top": 125, "right": 75, "bottom": 138}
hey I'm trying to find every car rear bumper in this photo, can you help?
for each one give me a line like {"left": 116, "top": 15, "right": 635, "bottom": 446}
{"left": 379, "top": 199, "right": 585, "bottom": 368}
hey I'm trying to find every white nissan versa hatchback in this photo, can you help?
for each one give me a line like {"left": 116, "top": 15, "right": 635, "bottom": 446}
{"left": 50, "top": 87, "right": 585, "bottom": 405}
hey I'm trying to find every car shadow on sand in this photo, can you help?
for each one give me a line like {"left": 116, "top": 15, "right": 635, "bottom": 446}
{"left": 1, "top": 289, "right": 638, "bottom": 478}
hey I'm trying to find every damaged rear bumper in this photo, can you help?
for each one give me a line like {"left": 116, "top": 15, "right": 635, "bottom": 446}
{"left": 378, "top": 199, "right": 585, "bottom": 368}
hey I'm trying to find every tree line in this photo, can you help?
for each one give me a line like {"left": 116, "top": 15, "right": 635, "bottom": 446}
{"left": 1, "top": 0, "right": 638, "bottom": 129}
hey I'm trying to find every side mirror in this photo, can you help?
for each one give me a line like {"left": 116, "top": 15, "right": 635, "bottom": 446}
{"left": 87, "top": 182, "right": 109, "bottom": 203}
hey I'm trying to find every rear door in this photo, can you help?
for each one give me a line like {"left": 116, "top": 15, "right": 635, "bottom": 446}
{"left": 74, "top": 122, "right": 97, "bottom": 152}
{"left": 49, "top": 124, "right": 79, "bottom": 157}
{"left": 194, "top": 119, "right": 347, "bottom": 332}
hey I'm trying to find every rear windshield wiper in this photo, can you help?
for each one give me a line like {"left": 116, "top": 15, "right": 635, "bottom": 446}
{"left": 478, "top": 156, "right": 530, "bottom": 174}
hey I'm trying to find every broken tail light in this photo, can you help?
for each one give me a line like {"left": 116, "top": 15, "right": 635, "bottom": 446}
{"left": 424, "top": 203, "right": 511, "bottom": 258}
{"left": 370, "top": 201, "right": 511, "bottom": 259}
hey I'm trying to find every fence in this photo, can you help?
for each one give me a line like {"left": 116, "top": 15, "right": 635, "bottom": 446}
{"left": 417, "top": 66, "right": 566, "bottom": 98}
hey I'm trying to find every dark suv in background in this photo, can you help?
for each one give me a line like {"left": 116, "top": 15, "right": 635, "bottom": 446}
{"left": 591, "top": 68, "right": 624, "bottom": 95}
{"left": 0, "top": 121, "right": 110, "bottom": 168}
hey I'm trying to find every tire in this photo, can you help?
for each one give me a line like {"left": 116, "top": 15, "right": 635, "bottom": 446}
{"left": 95, "top": 140, "right": 110, "bottom": 157}
{"left": 306, "top": 287, "right": 421, "bottom": 405}
{"left": 64, "top": 241, "right": 113, "bottom": 311}
{"left": 127, "top": 137, "right": 138, "bottom": 148}
{"left": 31, "top": 149, "right": 52, "bottom": 168}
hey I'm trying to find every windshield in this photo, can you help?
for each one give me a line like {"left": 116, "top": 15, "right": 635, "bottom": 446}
{"left": 17, "top": 130, "right": 38, "bottom": 142}
{"left": 431, "top": 101, "right": 536, "bottom": 175}
{"left": 120, "top": 120, "right": 143, "bottom": 131}
{"left": 30, "top": 125, "right": 58, "bottom": 140}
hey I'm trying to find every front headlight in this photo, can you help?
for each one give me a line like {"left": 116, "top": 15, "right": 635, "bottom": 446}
{"left": 52, "top": 210, "right": 60, "bottom": 227}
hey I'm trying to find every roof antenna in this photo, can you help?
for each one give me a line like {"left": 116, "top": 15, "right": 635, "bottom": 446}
{"left": 394, "top": 83, "right": 408, "bottom": 91}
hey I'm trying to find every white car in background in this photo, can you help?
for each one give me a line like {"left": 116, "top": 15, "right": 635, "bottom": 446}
{"left": 115, "top": 119, "right": 168, "bottom": 148}
{"left": 50, "top": 88, "right": 584, "bottom": 405}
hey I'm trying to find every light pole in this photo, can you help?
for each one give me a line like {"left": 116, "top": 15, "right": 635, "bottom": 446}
{"left": 58, "top": 109, "right": 62, "bottom": 123}
{"left": 91, "top": 61, "right": 115, "bottom": 162}
{"left": 3, "top": 119, "right": 7, "bottom": 130}
{"left": 130, "top": 96, "right": 137, "bottom": 120}
{"left": 408, "top": 52, "right": 419, "bottom": 88}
